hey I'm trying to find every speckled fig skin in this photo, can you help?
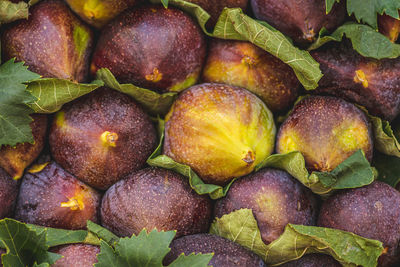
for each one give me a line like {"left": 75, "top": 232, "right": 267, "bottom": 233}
{"left": 163, "top": 234, "right": 267, "bottom": 267}
{"left": 311, "top": 42, "right": 400, "bottom": 121}
{"left": 0, "top": 168, "right": 19, "bottom": 219}
{"left": 250, "top": 0, "right": 345, "bottom": 44}
{"left": 276, "top": 96, "right": 373, "bottom": 172}
{"left": 14, "top": 161, "right": 101, "bottom": 230}
{"left": 0, "top": 114, "right": 47, "bottom": 180}
{"left": 90, "top": 5, "right": 206, "bottom": 93}
{"left": 164, "top": 83, "right": 276, "bottom": 185}
{"left": 1, "top": 0, "right": 93, "bottom": 82}
{"left": 101, "top": 168, "right": 212, "bottom": 238}
{"left": 49, "top": 87, "right": 157, "bottom": 190}
{"left": 379, "top": 12, "right": 400, "bottom": 43}
{"left": 318, "top": 181, "right": 400, "bottom": 267}
{"left": 202, "top": 39, "right": 299, "bottom": 113}
{"left": 51, "top": 244, "right": 100, "bottom": 267}
{"left": 65, "top": 0, "right": 142, "bottom": 28}
{"left": 214, "top": 168, "right": 318, "bottom": 244}
{"left": 280, "top": 254, "right": 341, "bottom": 267}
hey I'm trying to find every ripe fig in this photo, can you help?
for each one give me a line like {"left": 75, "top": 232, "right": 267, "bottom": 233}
{"left": 164, "top": 83, "right": 276, "bottom": 185}
{"left": 280, "top": 254, "right": 341, "bottom": 267}
{"left": 91, "top": 5, "right": 206, "bottom": 93}
{"left": 14, "top": 161, "right": 101, "bottom": 230}
{"left": 51, "top": 244, "right": 100, "bottom": 267}
{"left": 0, "top": 114, "right": 47, "bottom": 180}
{"left": 49, "top": 88, "right": 157, "bottom": 190}
{"left": 101, "top": 167, "right": 212, "bottom": 238}
{"left": 163, "top": 234, "right": 267, "bottom": 267}
{"left": 318, "top": 181, "right": 400, "bottom": 267}
{"left": 379, "top": 12, "right": 400, "bottom": 43}
{"left": 250, "top": 0, "right": 346, "bottom": 44}
{"left": 1, "top": 0, "right": 93, "bottom": 82}
{"left": 214, "top": 168, "right": 318, "bottom": 244}
{"left": 276, "top": 96, "right": 373, "bottom": 172}
{"left": 311, "top": 42, "right": 400, "bottom": 121}
{"left": 0, "top": 168, "right": 19, "bottom": 219}
{"left": 65, "top": 0, "right": 142, "bottom": 28}
{"left": 202, "top": 39, "right": 299, "bottom": 113}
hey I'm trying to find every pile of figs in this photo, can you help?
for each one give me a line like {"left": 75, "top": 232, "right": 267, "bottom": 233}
{"left": 1, "top": 0, "right": 400, "bottom": 266}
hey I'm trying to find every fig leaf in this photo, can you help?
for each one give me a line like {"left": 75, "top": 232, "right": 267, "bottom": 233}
{"left": 0, "top": 0, "right": 29, "bottom": 24}
{"left": 373, "top": 152, "right": 400, "bottom": 188}
{"left": 210, "top": 209, "right": 384, "bottom": 267}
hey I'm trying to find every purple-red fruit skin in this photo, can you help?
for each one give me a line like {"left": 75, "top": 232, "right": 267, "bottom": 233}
{"left": 0, "top": 168, "right": 19, "bottom": 219}
{"left": 51, "top": 244, "right": 100, "bottom": 267}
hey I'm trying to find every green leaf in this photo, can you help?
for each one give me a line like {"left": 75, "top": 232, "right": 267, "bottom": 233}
{"left": 146, "top": 119, "right": 235, "bottom": 200}
{"left": 210, "top": 209, "right": 384, "bottom": 267}
{"left": 0, "top": 59, "right": 40, "bottom": 147}
{"left": 255, "top": 150, "right": 375, "bottom": 196}
{"left": 326, "top": 0, "right": 340, "bottom": 13}
{"left": 373, "top": 152, "right": 400, "bottom": 187}
{"left": 0, "top": 0, "right": 29, "bottom": 24}
{"left": 87, "top": 221, "right": 119, "bottom": 246}
{"left": 96, "top": 68, "right": 177, "bottom": 116}
{"left": 309, "top": 22, "right": 400, "bottom": 59}
{"left": 95, "top": 229, "right": 212, "bottom": 267}
{"left": 27, "top": 78, "right": 103, "bottom": 114}
{"left": 0, "top": 219, "right": 62, "bottom": 267}
{"left": 160, "top": 0, "right": 169, "bottom": 8}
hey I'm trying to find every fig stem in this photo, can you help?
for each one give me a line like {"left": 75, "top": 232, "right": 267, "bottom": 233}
{"left": 242, "top": 150, "right": 255, "bottom": 165}
{"left": 60, "top": 197, "right": 84, "bottom": 211}
{"left": 145, "top": 68, "right": 163, "bottom": 82}
{"left": 354, "top": 70, "right": 369, "bottom": 88}
{"left": 100, "top": 131, "right": 118, "bottom": 147}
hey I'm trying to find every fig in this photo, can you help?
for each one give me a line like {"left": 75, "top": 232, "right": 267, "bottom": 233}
{"left": 51, "top": 244, "right": 100, "bottom": 267}
{"left": 164, "top": 83, "right": 276, "bottom": 185}
{"left": 49, "top": 88, "right": 157, "bottom": 190}
{"left": 311, "top": 42, "right": 400, "bottom": 121}
{"left": 276, "top": 96, "right": 373, "bottom": 172}
{"left": 202, "top": 39, "right": 299, "bottom": 113}
{"left": 101, "top": 167, "right": 212, "bottom": 238}
{"left": 14, "top": 161, "right": 101, "bottom": 230}
{"left": 280, "top": 254, "right": 341, "bottom": 267}
{"left": 379, "top": 12, "right": 400, "bottom": 43}
{"left": 318, "top": 181, "right": 400, "bottom": 267}
{"left": 214, "top": 168, "right": 318, "bottom": 244}
{"left": 1, "top": 0, "right": 93, "bottom": 82}
{"left": 65, "top": 0, "right": 142, "bottom": 28}
{"left": 163, "top": 234, "right": 267, "bottom": 267}
{"left": 0, "top": 114, "right": 47, "bottom": 180}
{"left": 250, "top": 0, "right": 346, "bottom": 44}
{"left": 90, "top": 5, "right": 206, "bottom": 93}
{"left": 0, "top": 168, "right": 19, "bottom": 219}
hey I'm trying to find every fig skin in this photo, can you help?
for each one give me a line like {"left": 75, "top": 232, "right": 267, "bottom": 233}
{"left": 65, "top": 0, "right": 142, "bottom": 28}
{"left": 276, "top": 96, "right": 373, "bottom": 172}
{"left": 250, "top": 0, "right": 346, "bottom": 44}
{"left": 91, "top": 5, "right": 206, "bottom": 93}
{"left": 0, "top": 168, "right": 19, "bottom": 219}
{"left": 311, "top": 42, "right": 400, "bottom": 121}
{"left": 101, "top": 167, "right": 212, "bottom": 238}
{"left": 279, "top": 254, "right": 341, "bottom": 267}
{"left": 51, "top": 244, "right": 100, "bottom": 267}
{"left": 214, "top": 168, "right": 318, "bottom": 245}
{"left": 1, "top": 0, "right": 93, "bottom": 83}
{"left": 318, "top": 181, "right": 400, "bottom": 267}
{"left": 0, "top": 114, "right": 47, "bottom": 180}
{"left": 14, "top": 161, "right": 101, "bottom": 230}
{"left": 163, "top": 234, "right": 267, "bottom": 267}
{"left": 202, "top": 39, "right": 299, "bottom": 113}
{"left": 49, "top": 87, "right": 157, "bottom": 190}
{"left": 378, "top": 12, "right": 400, "bottom": 43}
{"left": 164, "top": 83, "right": 276, "bottom": 185}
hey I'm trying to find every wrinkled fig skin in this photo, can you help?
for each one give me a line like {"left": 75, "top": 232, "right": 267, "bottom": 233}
{"left": 311, "top": 42, "right": 400, "bottom": 121}
{"left": 202, "top": 39, "right": 299, "bottom": 113}
{"left": 164, "top": 83, "right": 276, "bottom": 185}
{"left": 378, "top": 13, "right": 400, "bottom": 43}
{"left": 280, "top": 254, "right": 341, "bottom": 267}
{"left": 0, "top": 114, "right": 47, "bottom": 180}
{"left": 318, "top": 181, "right": 400, "bottom": 267}
{"left": 1, "top": 0, "right": 93, "bottom": 83}
{"left": 101, "top": 168, "right": 212, "bottom": 238}
{"left": 49, "top": 88, "right": 157, "bottom": 190}
{"left": 276, "top": 96, "right": 373, "bottom": 172}
{"left": 214, "top": 168, "right": 318, "bottom": 244}
{"left": 91, "top": 5, "right": 206, "bottom": 93}
{"left": 250, "top": 0, "right": 345, "bottom": 44}
{"left": 51, "top": 244, "right": 100, "bottom": 267}
{"left": 0, "top": 168, "right": 19, "bottom": 219}
{"left": 163, "top": 234, "right": 267, "bottom": 267}
{"left": 14, "top": 161, "right": 101, "bottom": 230}
{"left": 65, "top": 0, "right": 142, "bottom": 28}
